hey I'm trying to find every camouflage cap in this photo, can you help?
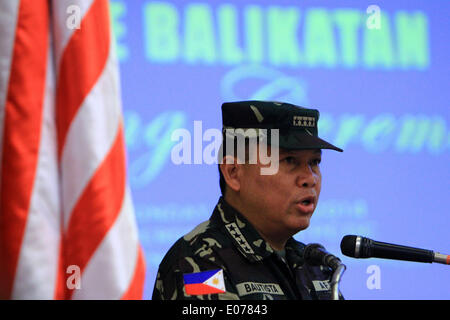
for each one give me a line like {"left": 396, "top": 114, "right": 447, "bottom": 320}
{"left": 221, "top": 100, "right": 343, "bottom": 152}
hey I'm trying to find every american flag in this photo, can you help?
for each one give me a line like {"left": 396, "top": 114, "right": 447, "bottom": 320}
{"left": 0, "top": 0, "right": 145, "bottom": 299}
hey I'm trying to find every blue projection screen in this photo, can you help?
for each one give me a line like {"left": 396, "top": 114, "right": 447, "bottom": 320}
{"left": 110, "top": 0, "right": 450, "bottom": 299}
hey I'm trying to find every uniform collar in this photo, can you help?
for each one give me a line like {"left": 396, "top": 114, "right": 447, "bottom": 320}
{"left": 211, "top": 197, "right": 305, "bottom": 263}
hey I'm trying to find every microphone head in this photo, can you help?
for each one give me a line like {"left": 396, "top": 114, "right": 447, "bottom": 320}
{"left": 340, "top": 235, "right": 358, "bottom": 257}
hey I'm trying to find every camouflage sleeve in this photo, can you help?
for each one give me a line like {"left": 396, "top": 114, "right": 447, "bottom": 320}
{"left": 152, "top": 254, "right": 240, "bottom": 300}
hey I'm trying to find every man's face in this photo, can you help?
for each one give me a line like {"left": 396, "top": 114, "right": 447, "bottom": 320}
{"left": 238, "top": 147, "right": 322, "bottom": 240}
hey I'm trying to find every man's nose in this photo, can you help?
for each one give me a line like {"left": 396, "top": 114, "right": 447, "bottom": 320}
{"left": 295, "top": 164, "right": 317, "bottom": 188}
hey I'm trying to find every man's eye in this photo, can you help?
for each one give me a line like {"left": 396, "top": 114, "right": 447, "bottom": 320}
{"left": 311, "top": 158, "right": 321, "bottom": 166}
{"left": 284, "top": 156, "right": 297, "bottom": 164}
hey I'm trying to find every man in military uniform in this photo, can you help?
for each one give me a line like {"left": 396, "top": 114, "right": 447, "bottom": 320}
{"left": 152, "top": 101, "right": 344, "bottom": 300}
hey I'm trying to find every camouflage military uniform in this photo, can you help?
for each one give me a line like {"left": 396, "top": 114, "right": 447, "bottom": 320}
{"left": 152, "top": 197, "right": 342, "bottom": 300}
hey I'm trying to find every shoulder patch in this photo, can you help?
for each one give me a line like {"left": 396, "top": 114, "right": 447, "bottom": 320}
{"left": 183, "top": 269, "right": 226, "bottom": 295}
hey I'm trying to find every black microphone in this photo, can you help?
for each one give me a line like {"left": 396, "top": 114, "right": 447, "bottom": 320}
{"left": 304, "top": 243, "right": 342, "bottom": 270}
{"left": 340, "top": 235, "right": 450, "bottom": 265}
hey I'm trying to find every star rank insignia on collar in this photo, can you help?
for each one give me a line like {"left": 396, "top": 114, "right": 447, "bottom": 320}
{"left": 225, "top": 222, "right": 255, "bottom": 255}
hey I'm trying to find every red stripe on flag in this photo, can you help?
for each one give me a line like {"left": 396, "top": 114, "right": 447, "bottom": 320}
{"left": 121, "top": 245, "right": 146, "bottom": 299}
{"left": 56, "top": 0, "right": 110, "bottom": 159}
{"left": 0, "top": 0, "right": 49, "bottom": 299}
{"left": 185, "top": 283, "right": 225, "bottom": 296}
{"left": 63, "top": 124, "right": 126, "bottom": 299}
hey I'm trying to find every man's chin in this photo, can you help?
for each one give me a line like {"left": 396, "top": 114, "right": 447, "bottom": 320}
{"left": 287, "top": 217, "right": 311, "bottom": 235}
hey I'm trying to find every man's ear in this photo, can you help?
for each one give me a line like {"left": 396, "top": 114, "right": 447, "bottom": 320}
{"left": 219, "top": 155, "right": 241, "bottom": 192}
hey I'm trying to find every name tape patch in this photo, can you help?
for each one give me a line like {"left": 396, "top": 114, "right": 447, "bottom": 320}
{"left": 236, "top": 282, "right": 284, "bottom": 296}
{"left": 312, "top": 280, "right": 331, "bottom": 292}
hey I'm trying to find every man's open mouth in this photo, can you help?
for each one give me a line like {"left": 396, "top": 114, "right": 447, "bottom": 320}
{"left": 299, "top": 196, "right": 315, "bottom": 206}
{"left": 296, "top": 196, "right": 316, "bottom": 213}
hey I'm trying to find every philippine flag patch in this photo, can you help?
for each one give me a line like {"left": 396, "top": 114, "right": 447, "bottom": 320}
{"left": 183, "top": 269, "right": 226, "bottom": 295}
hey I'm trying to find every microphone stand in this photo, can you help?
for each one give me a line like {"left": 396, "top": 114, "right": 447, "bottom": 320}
{"left": 330, "top": 263, "right": 346, "bottom": 300}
